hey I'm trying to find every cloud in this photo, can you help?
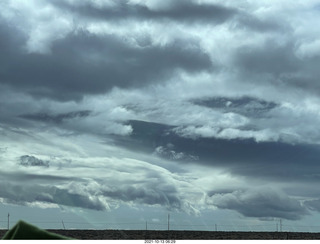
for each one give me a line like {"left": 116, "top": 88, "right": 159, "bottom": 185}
{"left": 1, "top": 0, "right": 320, "bottom": 225}
{"left": 0, "top": 128, "right": 204, "bottom": 214}
{"left": 304, "top": 199, "right": 320, "bottom": 212}
{"left": 0, "top": 181, "right": 108, "bottom": 211}
{"left": 20, "top": 110, "right": 92, "bottom": 124}
{"left": 231, "top": 31, "right": 320, "bottom": 99}
{"left": 117, "top": 120, "right": 320, "bottom": 185}
{"left": 193, "top": 96, "right": 278, "bottom": 119}
{"left": 101, "top": 185, "right": 182, "bottom": 210}
{"left": 20, "top": 155, "right": 49, "bottom": 167}
{"left": 234, "top": 12, "right": 288, "bottom": 33}
{"left": 0, "top": 26, "right": 212, "bottom": 101}
{"left": 296, "top": 39, "right": 320, "bottom": 59}
{"left": 207, "top": 187, "right": 309, "bottom": 220}
{"left": 234, "top": 40, "right": 299, "bottom": 77}
{"left": 0, "top": 87, "right": 135, "bottom": 136}
{"left": 2, "top": 0, "right": 320, "bottom": 143}
{"left": 153, "top": 144, "right": 199, "bottom": 161}
{"left": 53, "top": 0, "right": 237, "bottom": 24}
{"left": 0, "top": 112, "right": 319, "bottom": 222}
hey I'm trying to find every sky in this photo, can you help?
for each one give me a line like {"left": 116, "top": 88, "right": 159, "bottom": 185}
{"left": 1, "top": 0, "right": 320, "bottom": 232}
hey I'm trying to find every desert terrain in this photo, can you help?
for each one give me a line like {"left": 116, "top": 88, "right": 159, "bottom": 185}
{"left": 2, "top": 229, "right": 320, "bottom": 240}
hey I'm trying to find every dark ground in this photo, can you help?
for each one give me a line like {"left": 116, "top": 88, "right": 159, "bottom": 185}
{"left": 2, "top": 229, "right": 320, "bottom": 240}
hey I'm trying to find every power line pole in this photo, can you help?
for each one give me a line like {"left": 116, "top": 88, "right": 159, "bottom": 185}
{"left": 167, "top": 214, "right": 170, "bottom": 231}
{"left": 280, "top": 219, "right": 282, "bottom": 232}
{"left": 215, "top": 224, "right": 217, "bottom": 231}
{"left": 7, "top": 213, "right": 10, "bottom": 230}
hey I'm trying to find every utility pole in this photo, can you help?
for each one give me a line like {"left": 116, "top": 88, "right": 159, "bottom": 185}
{"left": 215, "top": 224, "right": 217, "bottom": 231}
{"left": 7, "top": 213, "right": 10, "bottom": 230}
{"left": 145, "top": 220, "right": 148, "bottom": 240}
{"left": 167, "top": 214, "right": 170, "bottom": 231}
{"left": 280, "top": 219, "right": 282, "bottom": 232}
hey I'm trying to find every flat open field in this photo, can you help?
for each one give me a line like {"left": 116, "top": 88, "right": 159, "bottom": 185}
{"left": 2, "top": 229, "right": 320, "bottom": 240}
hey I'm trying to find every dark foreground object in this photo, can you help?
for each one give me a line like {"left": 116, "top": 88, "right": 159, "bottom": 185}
{"left": 1, "top": 221, "right": 71, "bottom": 240}
{"left": 2, "top": 229, "right": 320, "bottom": 240}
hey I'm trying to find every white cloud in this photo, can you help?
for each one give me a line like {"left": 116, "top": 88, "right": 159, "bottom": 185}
{"left": 0, "top": 124, "right": 205, "bottom": 214}
{"left": 1, "top": 0, "right": 74, "bottom": 53}
{"left": 153, "top": 145, "right": 199, "bottom": 161}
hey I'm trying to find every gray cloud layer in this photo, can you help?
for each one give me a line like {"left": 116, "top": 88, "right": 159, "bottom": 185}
{"left": 53, "top": 0, "right": 237, "bottom": 23}
{"left": 207, "top": 188, "right": 308, "bottom": 220}
{"left": 20, "top": 110, "right": 92, "bottom": 124}
{"left": 0, "top": 25, "right": 212, "bottom": 101}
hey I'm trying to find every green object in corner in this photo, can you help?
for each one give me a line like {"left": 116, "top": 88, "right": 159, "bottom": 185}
{"left": 2, "top": 220, "right": 73, "bottom": 240}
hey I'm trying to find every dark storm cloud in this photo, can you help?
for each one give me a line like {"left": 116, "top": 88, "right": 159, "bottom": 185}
{"left": 20, "top": 155, "right": 49, "bottom": 167}
{"left": 279, "top": 57, "right": 320, "bottom": 95}
{"left": 0, "top": 170, "right": 78, "bottom": 183}
{"left": 207, "top": 188, "right": 308, "bottom": 220}
{"left": 52, "top": 0, "right": 237, "bottom": 24}
{"left": 193, "top": 96, "right": 278, "bottom": 118}
{"left": 234, "top": 40, "right": 300, "bottom": 76}
{"left": 20, "top": 110, "right": 92, "bottom": 124}
{"left": 233, "top": 39, "right": 320, "bottom": 96}
{"left": 234, "top": 13, "right": 288, "bottom": 33}
{"left": 0, "top": 22, "right": 212, "bottom": 101}
{"left": 0, "top": 18, "right": 25, "bottom": 54}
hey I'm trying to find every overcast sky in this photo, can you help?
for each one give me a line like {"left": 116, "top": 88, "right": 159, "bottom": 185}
{"left": 1, "top": 0, "right": 320, "bottom": 231}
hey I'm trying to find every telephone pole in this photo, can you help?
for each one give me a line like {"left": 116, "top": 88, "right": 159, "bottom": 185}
{"left": 167, "top": 214, "right": 170, "bottom": 231}
{"left": 7, "top": 213, "right": 10, "bottom": 230}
